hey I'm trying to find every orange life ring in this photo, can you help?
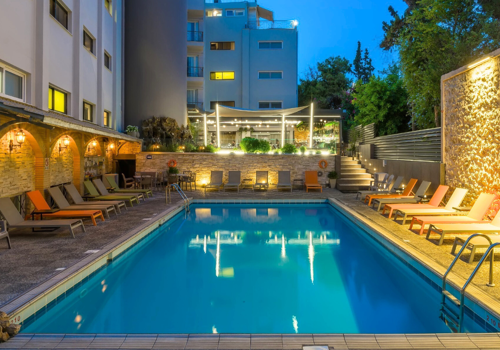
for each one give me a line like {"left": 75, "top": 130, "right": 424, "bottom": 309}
{"left": 319, "top": 159, "right": 328, "bottom": 169}
{"left": 167, "top": 159, "right": 177, "bottom": 168}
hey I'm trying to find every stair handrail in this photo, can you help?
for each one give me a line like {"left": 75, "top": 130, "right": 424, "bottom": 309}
{"left": 166, "top": 183, "right": 190, "bottom": 212}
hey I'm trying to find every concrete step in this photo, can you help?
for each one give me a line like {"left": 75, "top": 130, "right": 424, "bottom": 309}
{"left": 341, "top": 159, "right": 360, "bottom": 165}
{"left": 338, "top": 178, "right": 372, "bottom": 184}
{"left": 341, "top": 164, "right": 362, "bottom": 169}
{"left": 341, "top": 173, "right": 372, "bottom": 179}
{"left": 341, "top": 168, "right": 368, "bottom": 173}
{"left": 337, "top": 184, "right": 371, "bottom": 192}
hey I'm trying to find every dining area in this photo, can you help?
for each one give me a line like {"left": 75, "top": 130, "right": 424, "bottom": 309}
{"left": 122, "top": 170, "right": 197, "bottom": 192}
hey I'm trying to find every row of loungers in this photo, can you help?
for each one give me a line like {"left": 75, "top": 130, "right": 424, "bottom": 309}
{"left": 357, "top": 178, "right": 500, "bottom": 262}
{"left": 0, "top": 177, "right": 154, "bottom": 242}
{"left": 204, "top": 170, "right": 323, "bottom": 193}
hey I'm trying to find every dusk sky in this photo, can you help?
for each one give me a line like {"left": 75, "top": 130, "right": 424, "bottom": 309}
{"left": 258, "top": 0, "right": 409, "bottom": 79}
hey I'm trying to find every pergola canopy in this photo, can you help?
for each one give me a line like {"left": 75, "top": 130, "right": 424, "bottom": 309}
{"left": 208, "top": 105, "right": 308, "bottom": 118}
{"left": 256, "top": 6, "right": 274, "bottom": 22}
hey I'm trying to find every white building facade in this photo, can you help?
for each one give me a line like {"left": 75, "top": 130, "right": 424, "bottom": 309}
{"left": 0, "top": 0, "right": 124, "bottom": 130}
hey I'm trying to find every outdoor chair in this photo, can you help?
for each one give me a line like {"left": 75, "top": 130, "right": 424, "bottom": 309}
{"left": 47, "top": 186, "right": 117, "bottom": 218}
{"left": 364, "top": 178, "right": 418, "bottom": 205}
{"left": 183, "top": 172, "right": 197, "bottom": 191}
{"left": 253, "top": 171, "right": 269, "bottom": 191}
{"left": 357, "top": 175, "right": 402, "bottom": 200}
{"left": 64, "top": 184, "right": 126, "bottom": 214}
{"left": 305, "top": 171, "right": 322, "bottom": 193}
{"left": 92, "top": 178, "right": 145, "bottom": 202}
{"left": 122, "top": 173, "right": 135, "bottom": 189}
{"left": 277, "top": 171, "right": 292, "bottom": 192}
{"left": 84, "top": 180, "right": 139, "bottom": 207}
{"left": 369, "top": 173, "right": 389, "bottom": 191}
{"left": 106, "top": 175, "right": 153, "bottom": 198}
{"left": 381, "top": 185, "right": 449, "bottom": 218}
{"left": 0, "top": 220, "right": 11, "bottom": 249}
{"left": 224, "top": 171, "right": 241, "bottom": 192}
{"left": 0, "top": 197, "right": 85, "bottom": 238}
{"left": 140, "top": 172, "right": 158, "bottom": 191}
{"left": 205, "top": 171, "right": 224, "bottom": 193}
{"left": 451, "top": 232, "right": 500, "bottom": 263}
{"left": 27, "top": 190, "right": 104, "bottom": 226}
{"left": 371, "top": 180, "right": 432, "bottom": 211}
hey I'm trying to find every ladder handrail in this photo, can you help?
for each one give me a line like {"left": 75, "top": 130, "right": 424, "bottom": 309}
{"left": 167, "top": 183, "right": 190, "bottom": 212}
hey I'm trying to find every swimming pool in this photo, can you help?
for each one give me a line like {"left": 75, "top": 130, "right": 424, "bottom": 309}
{"left": 22, "top": 203, "right": 487, "bottom": 334}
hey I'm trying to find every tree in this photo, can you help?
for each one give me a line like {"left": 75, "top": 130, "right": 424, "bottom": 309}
{"left": 353, "top": 64, "right": 410, "bottom": 136}
{"left": 361, "top": 48, "right": 374, "bottom": 83}
{"left": 298, "top": 66, "right": 320, "bottom": 106}
{"left": 353, "top": 42, "right": 363, "bottom": 82}
{"left": 353, "top": 42, "right": 375, "bottom": 84}
{"left": 380, "top": 0, "right": 500, "bottom": 129}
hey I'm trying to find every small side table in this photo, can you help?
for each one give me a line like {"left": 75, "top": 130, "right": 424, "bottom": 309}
{"left": 418, "top": 195, "right": 431, "bottom": 204}
{"left": 241, "top": 179, "right": 254, "bottom": 189}
{"left": 293, "top": 179, "right": 304, "bottom": 190}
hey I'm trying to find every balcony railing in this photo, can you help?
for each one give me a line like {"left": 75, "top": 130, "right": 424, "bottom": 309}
{"left": 205, "top": 0, "right": 250, "bottom": 3}
{"left": 246, "top": 20, "right": 298, "bottom": 30}
{"left": 187, "top": 102, "right": 204, "bottom": 111}
{"left": 187, "top": 67, "right": 204, "bottom": 77}
{"left": 188, "top": 31, "right": 204, "bottom": 42}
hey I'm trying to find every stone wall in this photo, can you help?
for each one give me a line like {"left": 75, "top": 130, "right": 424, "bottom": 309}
{"left": 136, "top": 152, "right": 335, "bottom": 186}
{"left": 442, "top": 52, "right": 500, "bottom": 205}
{"left": 49, "top": 145, "right": 74, "bottom": 186}
{"left": 0, "top": 134, "right": 35, "bottom": 197}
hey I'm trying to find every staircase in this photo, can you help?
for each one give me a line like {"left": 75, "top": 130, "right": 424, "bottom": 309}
{"left": 337, "top": 157, "right": 372, "bottom": 192}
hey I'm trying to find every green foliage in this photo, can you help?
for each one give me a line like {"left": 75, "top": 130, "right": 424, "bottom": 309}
{"left": 353, "top": 64, "right": 410, "bottom": 135}
{"left": 184, "top": 143, "right": 197, "bottom": 152}
{"left": 126, "top": 125, "right": 139, "bottom": 132}
{"left": 205, "top": 144, "right": 217, "bottom": 153}
{"left": 281, "top": 143, "right": 298, "bottom": 154}
{"left": 327, "top": 171, "right": 338, "bottom": 179}
{"left": 353, "top": 42, "right": 375, "bottom": 84}
{"left": 258, "top": 140, "right": 271, "bottom": 153}
{"left": 315, "top": 150, "right": 321, "bottom": 155}
{"left": 381, "top": 0, "right": 500, "bottom": 129}
{"left": 299, "top": 145, "right": 307, "bottom": 154}
{"left": 146, "top": 144, "right": 169, "bottom": 152}
{"left": 240, "top": 137, "right": 270, "bottom": 153}
{"left": 168, "top": 167, "right": 179, "bottom": 174}
{"left": 165, "top": 143, "right": 179, "bottom": 152}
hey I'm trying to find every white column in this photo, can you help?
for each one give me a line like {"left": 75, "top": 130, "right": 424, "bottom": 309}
{"left": 203, "top": 113, "right": 207, "bottom": 146}
{"left": 309, "top": 102, "right": 314, "bottom": 148}
{"left": 216, "top": 104, "right": 221, "bottom": 148}
{"left": 281, "top": 114, "right": 285, "bottom": 147}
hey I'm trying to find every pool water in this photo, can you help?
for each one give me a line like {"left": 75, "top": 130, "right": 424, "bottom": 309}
{"left": 23, "top": 204, "right": 481, "bottom": 334}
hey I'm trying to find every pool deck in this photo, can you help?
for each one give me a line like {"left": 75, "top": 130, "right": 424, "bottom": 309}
{"left": 1, "top": 187, "right": 500, "bottom": 349}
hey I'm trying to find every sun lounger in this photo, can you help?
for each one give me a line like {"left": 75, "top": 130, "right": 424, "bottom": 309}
{"left": 64, "top": 184, "right": 126, "bottom": 214}
{"left": 451, "top": 234, "right": 500, "bottom": 263}
{"left": 371, "top": 181, "right": 431, "bottom": 211}
{"left": 27, "top": 190, "right": 105, "bottom": 226}
{"left": 224, "top": 171, "right": 241, "bottom": 192}
{"left": 382, "top": 184, "right": 449, "bottom": 218}
{"left": 84, "top": 181, "right": 138, "bottom": 207}
{"left": 277, "top": 171, "right": 292, "bottom": 192}
{"left": 92, "top": 179, "right": 144, "bottom": 202}
{"left": 47, "top": 186, "right": 117, "bottom": 218}
{"left": 392, "top": 188, "right": 468, "bottom": 224}
{"left": 365, "top": 178, "right": 418, "bottom": 205}
{"left": 0, "top": 220, "right": 11, "bottom": 249}
{"left": 409, "top": 193, "right": 496, "bottom": 235}
{"left": 253, "top": 171, "right": 269, "bottom": 191}
{"left": 205, "top": 171, "right": 224, "bottom": 193}
{"left": 106, "top": 175, "right": 153, "bottom": 198}
{"left": 0, "top": 197, "right": 85, "bottom": 238}
{"left": 356, "top": 175, "right": 402, "bottom": 200}
{"left": 369, "top": 173, "right": 388, "bottom": 191}
{"left": 305, "top": 171, "right": 322, "bottom": 192}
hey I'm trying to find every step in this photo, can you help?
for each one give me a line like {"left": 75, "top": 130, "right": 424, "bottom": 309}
{"left": 341, "top": 168, "right": 368, "bottom": 174}
{"left": 341, "top": 160, "right": 360, "bottom": 165}
{"left": 338, "top": 179, "right": 372, "bottom": 185}
{"left": 341, "top": 164, "right": 362, "bottom": 169}
{"left": 337, "top": 184, "right": 371, "bottom": 192}
{"left": 443, "top": 291, "right": 461, "bottom": 307}
{"left": 340, "top": 173, "right": 372, "bottom": 179}
{"left": 440, "top": 310, "right": 459, "bottom": 331}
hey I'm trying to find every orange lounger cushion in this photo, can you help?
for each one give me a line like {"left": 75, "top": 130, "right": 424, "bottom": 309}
{"left": 305, "top": 171, "right": 322, "bottom": 193}
{"left": 382, "top": 185, "right": 449, "bottom": 218}
{"left": 365, "top": 178, "right": 418, "bottom": 205}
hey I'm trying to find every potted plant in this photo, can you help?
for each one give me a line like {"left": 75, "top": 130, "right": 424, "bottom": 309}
{"left": 126, "top": 125, "right": 139, "bottom": 138}
{"left": 299, "top": 145, "right": 306, "bottom": 154}
{"left": 327, "top": 171, "right": 338, "bottom": 188}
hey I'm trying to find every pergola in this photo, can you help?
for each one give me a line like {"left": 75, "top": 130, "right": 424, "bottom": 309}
{"left": 205, "top": 103, "right": 344, "bottom": 148}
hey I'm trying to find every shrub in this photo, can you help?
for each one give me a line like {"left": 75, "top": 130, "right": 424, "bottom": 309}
{"left": 240, "top": 137, "right": 261, "bottom": 153}
{"left": 205, "top": 144, "right": 217, "bottom": 153}
{"left": 169, "top": 167, "right": 179, "bottom": 174}
{"left": 258, "top": 140, "right": 271, "bottom": 153}
{"left": 327, "top": 171, "right": 338, "bottom": 179}
{"left": 146, "top": 144, "right": 168, "bottom": 152}
{"left": 281, "top": 143, "right": 298, "bottom": 154}
{"left": 126, "top": 125, "right": 139, "bottom": 133}
{"left": 184, "top": 143, "right": 197, "bottom": 152}
{"left": 299, "top": 146, "right": 307, "bottom": 154}
{"left": 164, "top": 142, "right": 179, "bottom": 152}
{"left": 316, "top": 150, "right": 321, "bottom": 155}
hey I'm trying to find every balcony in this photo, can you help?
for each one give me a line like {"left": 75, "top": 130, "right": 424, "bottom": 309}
{"left": 246, "top": 20, "right": 298, "bottom": 30}
{"left": 187, "top": 102, "right": 204, "bottom": 111}
{"left": 188, "top": 31, "right": 204, "bottom": 42}
{"left": 188, "top": 67, "right": 204, "bottom": 77}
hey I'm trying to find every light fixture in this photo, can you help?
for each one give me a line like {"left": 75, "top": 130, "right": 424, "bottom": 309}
{"left": 87, "top": 139, "right": 98, "bottom": 152}
{"left": 223, "top": 125, "right": 226, "bottom": 128}
{"left": 267, "top": 125, "right": 269, "bottom": 128}
{"left": 292, "top": 20, "right": 298, "bottom": 27}
{"left": 9, "top": 130, "right": 25, "bottom": 153}
{"left": 59, "top": 135, "right": 70, "bottom": 154}
{"left": 109, "top": 143, "right": 115, "bottom": 149}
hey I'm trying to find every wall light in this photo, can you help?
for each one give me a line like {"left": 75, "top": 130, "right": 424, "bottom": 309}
{"left": 59, "top": 135, "right": 70, "bottom": 154}
{"left": 9, "top": 130, "right": 25, "bottom": 153}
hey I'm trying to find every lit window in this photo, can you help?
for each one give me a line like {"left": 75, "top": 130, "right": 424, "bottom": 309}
{"left": 50, "top": 0, "right": 68, "bottom": 29}
{"left": 258, "top": 71, "right": 283, "bottom": 79}
{"left": 206, "top": 9, "right": 222, "bottom": 17}
{"left": 226, "top": 9, "right": 244, "bottom": 16}
{"left": 259, "top": 41, "right": 283, "bottom": 49}
{"left": 48, "top": 86, "right": 67, "bottom": 114}
{"left": 0, "top": 66, "right": 24, "bottom": 101}
{"left": 210, "top": 42, "right": 235, "bottom": 50}
{"left": 210, "top": 72, "right": 235, "bottom": 80}
{"left": 83, "top": 101, "right": 93, "bottom": 122}
{"left": 104, "top": 110, "right": 111, "bottom": 127}
{"left": 104, "top": 52, "right": 112, "bottom": 70}
{"left": 105, "top": 0, "right": 112, "bottom": 15}
{"left": 83, "top": 30, "right": 94, "bottom": 54}
{"left": 210, "top": 101, "right": 235, "bottom": 109}
{"left": 259, "top": 101, "right": 283, "bottom": 109}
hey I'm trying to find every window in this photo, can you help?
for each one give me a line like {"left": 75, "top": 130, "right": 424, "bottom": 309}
{"left": 226, "top": 9, "right": 244, "bottom": 16}
{"left": 259, "top": 101, "right": 282, "bottom": 109}
{"left": 206, "top": 9, "right": 222, "bottom": 17}
{"left": 0, "top": 64, "right": 24, "bottom": 101}
{"left": 210, "top": 101, "right": 235, "bottom": 109}
{"left": 83, "top": 30, "right": 94, "bottom": 54}
{"left": 105, "top": 0, "right": 112, "bottom": 15}
{"left": 258, "top": 71, "right": 283, "bottom": 79}
{"left": 104, "top": 52, "right": 112, "bottom": 70}
{"left": 104, "top": 110, "right": 111, "bottom": 127}
{"left": 259, "top": 41, "right": 283, "bottom": 49}
{"left": 210, "top": 42, "right": 235, "bottom": 50}
{"left": 48, "top": 86, "right": 67, "bottom": 114}
{"left": 83, "top": 101, "right": 93, "bottom": 122}
{"left": 210, "top": 72, "right": 235, "bottom": 80}
{"left": 50, "top": 0, "right": 68, "bottom": 29}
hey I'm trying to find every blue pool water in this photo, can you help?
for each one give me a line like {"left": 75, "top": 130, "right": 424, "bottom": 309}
{"left": 23, "top": 204, "right": 482, "bottom": 334}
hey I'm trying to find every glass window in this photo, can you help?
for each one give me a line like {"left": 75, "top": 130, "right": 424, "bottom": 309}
{"left": 83, "top": 102, "right": 93, "bottom": 122}
{"left": 226, "top": 9, "right": 244, "bottom": 16}
{"left": 104, "top": 52, "right": 111, "bottom": 70}
{"left": 104, "top": 110, "right": 111, "bottom": 127}
{"left": 210, "top": 72, "right": 234, "bottom": 80}
{"left": 259, "top": 41, "right": 283, "bottom": 49}
{"left": 0, "top": 68, "right": 3, "bottom": 94}
{"left": 271, "top": 102, "right": 283, "bottom": 108}
{"left": 210, "top": 101, "right": 235, "bottom": 109}
{"left": 5, "top": 71, "right": 23, "bottom": 99}
{"left": 83, "top": 31, "right": 94, "bottom": 54}
{"left": 105, "top": 0, "right": 112, "bottom": 15}
{"left": 258, "top": 71, "right": 283, "bottom": 79}
{"left": 48, "top": 86, "right": 67, "bottom": 113}
{"left": 206, "top": 9, "right": 222, "bottom": 17}
{"left": 210, "top": 42, "right": 235, "bottom": 50}
{"left": 50, "top": 0, "right": 68, "bottom": 29}
{"left": 259, "top": 102, "right": 282, "bottom": 109}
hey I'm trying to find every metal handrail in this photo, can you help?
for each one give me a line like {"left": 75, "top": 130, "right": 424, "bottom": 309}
{"left": 167, "top": 183, "right": 190, "bottom": 212}
{"left": 187, "top": 67, "right": 204, "bottom": 77}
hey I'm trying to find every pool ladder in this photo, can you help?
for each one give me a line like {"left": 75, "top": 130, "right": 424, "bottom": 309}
{"left": 166, "top": 184, "right": 190, "bottom": 212}
{"left": 440, "top": 234, "right": 499, "bottom": 333}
